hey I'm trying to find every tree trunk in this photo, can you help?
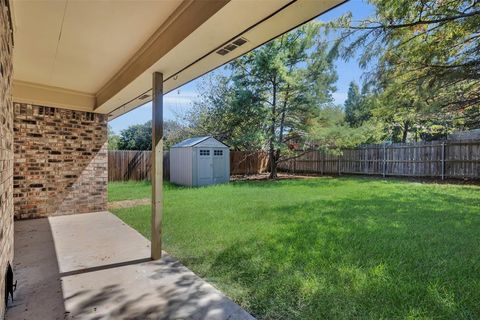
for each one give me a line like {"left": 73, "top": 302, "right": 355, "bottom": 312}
{"left": 273, "top": 91, "right": 290, "bottom": 179}
{"left": 269, "top": 77, "right": 278, "bottom": 179}
{"left": 278, "top": 88, "right": 289, "bottom": 144}
{"left": 268, "top": 130, "right": 277, "bottom": 178}
{"left": 269, "top": 152, "right": 277, "bottom": 178}
{"left": 402, "top": 120, "right": 410, "bottom": 143}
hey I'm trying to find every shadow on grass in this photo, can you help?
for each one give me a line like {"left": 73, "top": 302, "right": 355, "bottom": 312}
{"left": 199, "top": 192, "right": 480, "bottom": 319}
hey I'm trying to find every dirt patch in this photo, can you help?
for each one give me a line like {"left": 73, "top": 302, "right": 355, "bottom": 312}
{"left": 108, "top": 198, "right": 150, "bottom": 210}
{"left": 231, "top": 172, "right": 480, "bottom": 185}
{"left": 231, "top": 173, "right": 319, "bottom": 181}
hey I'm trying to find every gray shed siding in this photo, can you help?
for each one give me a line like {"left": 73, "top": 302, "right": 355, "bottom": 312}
{"left": 170, "top": 147, "right": 193, "bottom": 186}
{"left": 170, "top": 137, "right": 229, "bottom": 187}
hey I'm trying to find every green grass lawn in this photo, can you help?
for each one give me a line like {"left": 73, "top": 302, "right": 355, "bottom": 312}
{"left": 109, "top": 177, "right": 480, "bottom": 319}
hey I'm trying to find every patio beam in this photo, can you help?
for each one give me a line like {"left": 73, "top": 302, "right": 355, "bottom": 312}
{"left": 151, "top": 72, "right": 163, "bottom": 260}
{"left": 95, "top": 0, "right": 230, "bottom": 111}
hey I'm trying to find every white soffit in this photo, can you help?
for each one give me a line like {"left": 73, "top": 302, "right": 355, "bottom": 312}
{"left": 12, "top": 0, "right": 182, "bottom": 94}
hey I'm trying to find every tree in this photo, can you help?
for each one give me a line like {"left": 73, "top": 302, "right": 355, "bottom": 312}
{"left": 309, "top": 105, "right": 379, "bottom": 150}
{"left": 185, "top": 73, "right": 266, "bottom": 150}
{"left": 164, "top": 120, "right": 191, "bottom": 149}
{"left": 117, "top": 120, "right": 189, "bottom": 150}
{"left": 107, "top": 125, "right": 120, "bottom": 150}
{"left": 344, "top": 81, "right": 371, "bottom": 127}
{"left": 230, "top": 21, "right": 338, "bottom": 178}
{"left": 118, "top": 121, "right": 152, "bottom": 150}
{"left": 326, "top": 0, "right": 480, "bottom": 137}
{"left": 187, "top": 22, "right": 338, "bottom": 178}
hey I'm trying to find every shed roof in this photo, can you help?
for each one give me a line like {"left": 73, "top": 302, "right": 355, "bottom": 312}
{"left": 172, "top": 136, "right": 229, "bottom": 148}
{"left": 172, "top": 136, "right": 211, "bottom": 148}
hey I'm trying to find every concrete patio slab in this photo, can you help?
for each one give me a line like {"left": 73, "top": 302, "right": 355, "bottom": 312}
{"left": 7, "top": 211, "right": 254, "bottom": 320}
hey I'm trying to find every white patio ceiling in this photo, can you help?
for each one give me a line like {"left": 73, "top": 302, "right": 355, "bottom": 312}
{"left": 10, "top": 0, "right": 345, "bottom": 119}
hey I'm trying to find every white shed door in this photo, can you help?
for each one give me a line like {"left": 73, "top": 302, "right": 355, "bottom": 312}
{"left": 213, "top": 148, "right": 226, "bottom": 182}
{"left": 197, "top": 148, "right": 213, "bottom": 185}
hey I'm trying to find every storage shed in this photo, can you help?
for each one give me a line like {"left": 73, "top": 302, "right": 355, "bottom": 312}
{"left": 170, "top": 136, "right": 230, "bottom": 186}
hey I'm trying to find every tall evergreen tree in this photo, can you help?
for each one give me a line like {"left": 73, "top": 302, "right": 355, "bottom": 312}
{"left": 188, "top": 21, "right": 338, "bottom": 178}
{"left": 344, "top": 81, "right": 371, "bottom": 127}
{"left": 232, "top": 22, "right": 337, "bottom": 178}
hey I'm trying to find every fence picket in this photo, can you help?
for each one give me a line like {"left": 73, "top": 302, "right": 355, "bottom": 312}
{"left": 277, "top": 140, "right": 479, "bottom": 180}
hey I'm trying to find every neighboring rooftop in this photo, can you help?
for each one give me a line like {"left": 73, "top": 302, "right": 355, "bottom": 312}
{"left": 449, "top": 129, "right": 480, "bottom": 141}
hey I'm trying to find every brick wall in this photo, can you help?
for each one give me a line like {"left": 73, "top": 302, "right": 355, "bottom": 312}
{"left": 0, "top": 0, "right": 14, "bottom": 316}
{"left": 13, "top": 104, "right": 108, "bottom": 219}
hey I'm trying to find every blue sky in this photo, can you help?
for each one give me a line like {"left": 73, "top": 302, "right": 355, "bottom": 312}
{"left": 110, "top": 0, "right": 374, "bottom": 134}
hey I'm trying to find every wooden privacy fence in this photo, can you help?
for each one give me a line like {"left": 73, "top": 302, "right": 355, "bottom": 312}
{"left": 109, "top": 141, "right": 479, "bottom": 181}
{"left": 108, "top": 150, "right": 267, "bottom": 181}
{"left": 108, "top": 150, "right": 170, "bottom": 181}
{"left": 278, "top": 140, "right": 480, "bottom": 180}
{"left": 230, "top": 151, "right": 269, "bottom": 175}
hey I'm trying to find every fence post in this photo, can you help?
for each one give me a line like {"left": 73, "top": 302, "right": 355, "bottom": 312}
{"left": 321, "top": 152, "right": 325, "bottom": 176}
{"left": 441, "top": 142, "right": 445, "bottom": 180}
{"left": 338, "top": 156, "right": 341, "bottom": 176}
{"left": 382, "top": 143, "right": 387, "bottom": 178}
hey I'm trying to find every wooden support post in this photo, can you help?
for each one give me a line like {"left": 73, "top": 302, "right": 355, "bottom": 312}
{"left": 151, "top": 72, "right": 163, "bottom": 260}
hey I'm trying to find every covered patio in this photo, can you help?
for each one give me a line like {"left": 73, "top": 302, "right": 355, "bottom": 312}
{"left": 9, "top": 211, "right": 252, "bottom": 319}
{"left": 1, "top": 0, "right": 344, "bottom": 318}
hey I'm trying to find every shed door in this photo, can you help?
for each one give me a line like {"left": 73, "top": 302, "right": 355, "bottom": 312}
{"left": 213, "top": 148, "right": 226, "bottom": 183}
{"left": 197, "top": 148, "right": 213, "bottom": 185}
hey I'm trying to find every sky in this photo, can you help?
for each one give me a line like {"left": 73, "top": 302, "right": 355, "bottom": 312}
{"left": 109, "top": 0, "right": 374, "bottom": 134}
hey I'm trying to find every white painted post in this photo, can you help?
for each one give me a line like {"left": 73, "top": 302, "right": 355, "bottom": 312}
{"left": 151, "top": 72, "right": 163, "bottom": 260}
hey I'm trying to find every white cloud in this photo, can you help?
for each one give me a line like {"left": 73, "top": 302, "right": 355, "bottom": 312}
{"left": 163, "top": 90, "right": 198, "bottom": 109}
{"left": 163, "top": 90, "right": 199, "bottom": 121}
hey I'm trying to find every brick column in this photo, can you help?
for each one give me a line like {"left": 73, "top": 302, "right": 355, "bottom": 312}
{"left": 13, "top": 105, "right": 108, "bottom": 219}
{"left": 0, "top": 0, "right": 15, "bottom": 315}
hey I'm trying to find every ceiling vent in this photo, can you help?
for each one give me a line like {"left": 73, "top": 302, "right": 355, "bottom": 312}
{"left": 138, "top": 94, "right": 150, "bottom": 100}
{"left": 216, "top": 37, "right": 248, "bottom": 56}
